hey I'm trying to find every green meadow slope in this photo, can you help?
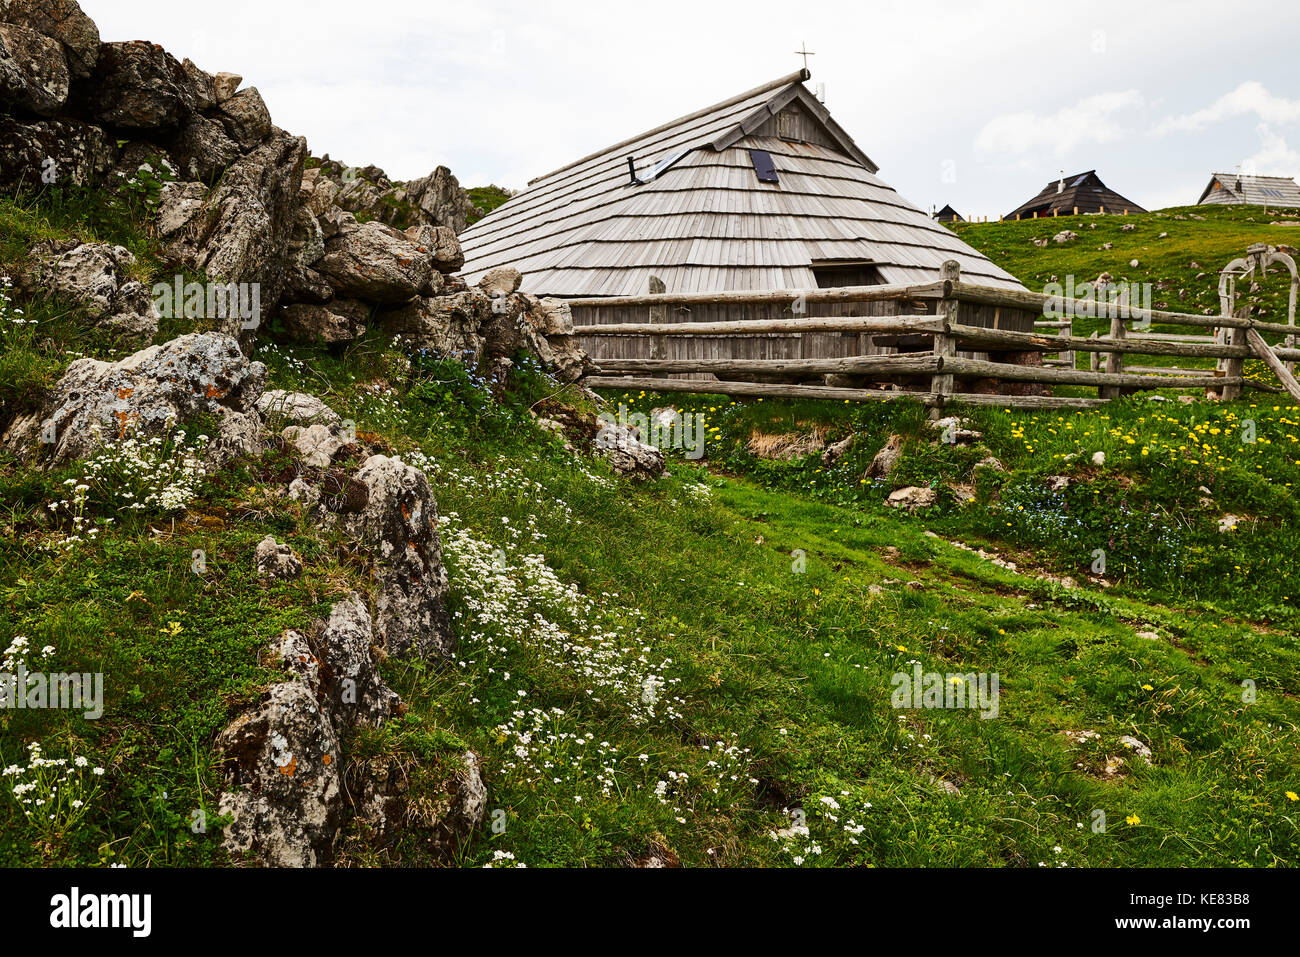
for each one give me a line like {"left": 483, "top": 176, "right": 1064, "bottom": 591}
{"left": 1, "top": 188, "right": 1297, "bottom": 868}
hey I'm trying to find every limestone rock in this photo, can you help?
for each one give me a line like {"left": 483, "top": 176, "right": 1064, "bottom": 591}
{"left": 212, "top": 71, "right": 241, "bottom": 102}
{"left": 886, "top": 486, "right": 937, "bottom": 510}
{"left": 255, "top": 535, "right": 303, "bottom": 580}
{"left": 217, "top": 86, "right": 272, "bottom": 148}
{"left": 477, "top": 266, "right": 522, "bottom": 297}
{"left": 205, "top": 409, "right": 263, "bottom": 470}
{"left": 317, "top": 218, "right": 435, "bottom": 303}
{"left": 0, "top": 0, "right": 100, "bottom": 79}
{"left": 403, "top": 223, "right": 463, "bottom": 272}
{"left": 26, "top": 241, "right": 156, "bottom": 343}
{"left": 593, "top": 420, "right": 666, "bottom": 480}
{"left": 180, "top": 57, "right": 216, "bottom": 110}
{"left": 216, "top": 680, "right": 342, "bottom": 867}
{"left": 282, "top": 423, "right": 343, "bottom": 468}
{"left": 281, "top": 299, "right": 368, "bottom": 344}
{"left": 168, "top": 112, "right": 240, "bottom": 181}
{"left": 865, "top": 434, "right": 904, "bottom": 479}
{"left": 0, "top": 23, "right": 70, "bottom": 116}
{"left": 403, "top": 165, "right": 474, "bottom": 233}
{"left": 79, "top": 40, "right": 195, "bottom": 129}
{"left": 256, "top": 390, "right": 341, "bottom": 428}
{"left": 2, "top": 332, "right": 265, "bottom": 468}
{"left": 339, "top": 455, "right": 453, "bottom": 660}
{"left": 0, "top": 115, "right": 113, "bottom": 189}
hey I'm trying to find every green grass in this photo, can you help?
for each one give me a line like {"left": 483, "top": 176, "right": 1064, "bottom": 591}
{"left": 0, "top": 185, "right": 1297, "bottom": 868}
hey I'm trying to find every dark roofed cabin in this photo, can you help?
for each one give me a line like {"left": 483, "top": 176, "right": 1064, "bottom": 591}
{"left": 933, "top": 204, "right": 964, "bottom": 223}
{"left": 1004, "top": 170, "right": 1146, "bottom": 220}
{"left": 459, "top": 71, "right": 1038, "bottom": 387}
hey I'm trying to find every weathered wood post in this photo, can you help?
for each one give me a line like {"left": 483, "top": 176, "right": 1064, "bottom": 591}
{"left": 648, "top": 275, "right": 667, "bottom": 361}
{"left": 1219, "top": 311, "right": 1248, "bottom": 401}
{"left": 929, "top": 260, "right": 960, "bottom": 415}
{"left": 1100, "top": 300, "right": 1127, "bottom": 400}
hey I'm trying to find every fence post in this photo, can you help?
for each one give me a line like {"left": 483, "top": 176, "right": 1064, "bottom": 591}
{"left": 930, "top": 260, "right": 960, "bottom": 415}
{"left": 648, "top": 275, "right": 667, "bottom": 361}
{"left": 1218, "top": 312, "right": 1248, "bottom": 401}
{"left": 1100, "top": 305, "right": 1126, "bottom": 400}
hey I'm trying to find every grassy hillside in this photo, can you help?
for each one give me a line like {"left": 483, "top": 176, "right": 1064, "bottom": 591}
{"left": 1, "top": 188, "right": 1297, "bottom": 868}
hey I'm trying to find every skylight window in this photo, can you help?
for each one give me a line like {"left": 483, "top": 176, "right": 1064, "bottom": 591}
{"left": 749, "top": 149, "right": 779, "bottom": 184}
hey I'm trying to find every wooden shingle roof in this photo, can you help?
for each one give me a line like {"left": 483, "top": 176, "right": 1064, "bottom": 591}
{"left": 1003, "top": 170, "right": 1146, "bottom": 220}
{"left": 1197, "top": 172, "right": 1300, "bottom": 207}
{"left": 459, "top": 72, "right": 1024, "bottom": 296}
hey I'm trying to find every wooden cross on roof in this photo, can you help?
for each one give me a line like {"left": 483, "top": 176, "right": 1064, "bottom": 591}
{"left": 794, "top": 42, "right": 815, "bottom": 70}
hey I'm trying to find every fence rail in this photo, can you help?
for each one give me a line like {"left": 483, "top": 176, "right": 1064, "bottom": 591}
{"left": 574, "top": 261, "right": 1300, "bottom": 410}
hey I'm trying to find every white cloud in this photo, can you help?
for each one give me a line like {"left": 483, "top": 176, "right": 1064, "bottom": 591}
{"left": 1242, "top": 124, "right": 1300, "bottom": 176}
{"left": 1151, "top": 81, "right": 1300, "bottom": 135}
{"left": 973, "top": 91, "right": 1146, "bottom": 165}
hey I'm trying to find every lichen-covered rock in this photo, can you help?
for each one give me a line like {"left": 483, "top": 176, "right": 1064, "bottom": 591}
{"left": 287, "top": 206, "right": 325, "bottom": 271}
{"left": 385, "top": 292, "right": 485, "bottom": 362}
{"left": 26, "top": 241, "right": 157, "bottom": 342}
{"left": 477, "top": 266, "right": 522, "bottom": 298}
{"left": 165, "top": 129, "right": 306, "bottom": 325}
{"left": 205, "top": 409, "right": 263, "bottom": 470}
{"left": 865, "top": 434, "right": 904, "bottom": 480}
{"left": 212, "top": 70, "right": 241, "bottom": 102}
{"left": 78, "top": 40, "right": 195, "bottom": 129}
{"left": 317, "top": 217, "right": 435, "bottom": 304}
{"left": 179, "top": 57, "right": 216, "bottom": 110}
{"left": 0, "top": 23, "right": 70, "bottom": 116}
{"left": 886, "top": 485, "right": 938, "bottom": 510}
{"left": 154, "top": 180, "right": 205, "bottom": 235}
{"left": 0, "top": 0, "right": 100, "bottom": 79}
{"left": 216, "top": 680, "right": 342, "bottom": 867}
{"left": 403, "top": 223, "right": 463, "bottom": 273}
{"left": 404, "top": 165, "right": 474, "bottom": 233}
{"left": 593, "top": 420, "right": 666, "bottom": 480}
{"left": 168, "top": 112, "right": 239, "bottom": 181}
{"left": 340, "top": 455, "right": 453, "bottom": 660}
{"left": 257, "top": 389, "right": 341, "bottom": 428}
{"left": 1, "top": 332, "right": 265, "bottom": 468}
{"left": 282, "top": 423, "right": 343, "bottom": 468}
{"left": 217, "top": 86, "right": 272, "bottom": 148}
{"left": 280, "top": 299, "right": 369, "bottom": 344}
{"left": 255, "top": 535, "right": 302, "bottom": 580}
{"left": 352, "top": 749, "right": 487, "bottom": 853}
{"left": 312, "top": 594, "right": 400, "bottom": 730}
{"left": 0, "top": 115, "right": 113, "bottom": 189}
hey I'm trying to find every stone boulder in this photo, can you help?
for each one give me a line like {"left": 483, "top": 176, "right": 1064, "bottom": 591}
{"left": 282, "top": 423, "right": 344, "bottom": 468}
{"left": 385, "top": 292, "right": 485, "bottom": 363}
{"left": 205, "top": 409, "right": 263, "bottom": 471}
{"left": 26, "top": 241, "right": 156, "bottom": 342}
{"left": 180, "top": 57, "right": 216, "bottom": 110}
{"left": 0, "top": 23, "right": 70, "bottom": 116}
{"left": 403, "top": 223, "right": 463, "bottom": 273}
{"left": 255, "top": 535, "right": 303, "bottom": 580}
{"left": 317, "top": 217, "right": 435, "bottom": 303}
{"left": 886, "top": 486, "right": 938, "bottom": 510}
{"left": 1, "top": 332, "right": 265, "bottom": 468}
{"left": 165, "top": 129, "right": 306, "bottom": 326}
{"left": 280, "top": 300, "right": 369, "bottom": 344}
{"left": 864, "top": 434, "right": 904, "bottom": 480}
{"left": 477, "top": 266, "right": 522, "bottom": 298}
{"left": 217, "top": 87, "right": 272, "bottom": 149}
{"left": 78, "top": 40, "right": 195, "bottom": 129}
{"left": 593, "top": 419, "right": 666, "bottom": 480}
{"left": 256, "top": 390, "right": 342, "bottom": 430}
{"left": 212, "top": 71, "right": 241, "bottom": 102}
{"left": 310, "top": 595, "right": 401, "bottom": 730}
{"left": 168, "top": 112, "right": 240, "bottom": 181}
{"left": 216, "top": 680, "right": 342, "bottom": 868}
{"left": 339, "top": 455, "right": 453, "bottom": 660}
{"left": 404, "top": 165, "right": 474, "bottom": 233}
{"left": 0, "top": 0, "right": 100, "bottom": 79}
{"left": 0, "top": 115, "right": 114, "bottom": 189}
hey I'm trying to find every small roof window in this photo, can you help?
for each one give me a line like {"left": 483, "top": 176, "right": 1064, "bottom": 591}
{"left": 749, "top": 149, "right": 779, "bottom": 184}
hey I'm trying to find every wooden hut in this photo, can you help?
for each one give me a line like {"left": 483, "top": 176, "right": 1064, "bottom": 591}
{"left": 1004, "top": 170, "right": 1145, "bottom": 220}
{"left": 933, "top": 204, "right": 964, "bottom": 223}
{"left": 1197, "top": 172, "right": 1300, "bottom": 208}
{"left": 458, "top": 70, "right": 1035, "bottom": 379}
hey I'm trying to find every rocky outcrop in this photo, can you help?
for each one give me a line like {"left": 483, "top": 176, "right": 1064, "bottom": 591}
{"left": 0, "top": 0, "right": 100, "bottom": 79}
{"left": 77, "top": 40, "right": 196, "bottom": 129}
{"left": 0, "top": 114, "right": 113, "bottom": 189}
{"left": 316, "top": 216, "right": 436, "bottom": 303}
{"left": 1, "top": 332, "right": 265, "bottom": 468}
{"left": 404, "top": 165, "right": 474, "bottom": 234}
{"left": 281, "top": 299, "right": 369, "bottom": 344}
{"left": 0, "top": 22, "right": 70, "bottom": 116}
{"left": 338, "top": 455, "right": 453, "bottom": 661}
{"left": 25, "top": 240, "right": 157, "bottom": 343}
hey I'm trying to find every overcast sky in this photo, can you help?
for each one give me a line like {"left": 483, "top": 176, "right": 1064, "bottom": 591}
{"left": 81, "top": 0, "right": 1300, "bottom": 217}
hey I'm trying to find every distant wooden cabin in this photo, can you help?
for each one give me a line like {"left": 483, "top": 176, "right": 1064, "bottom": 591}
{"left": 1005, "top": 170, "right": 1146, "bottom": 220}
{"left": 933, "top": 204, "right": 964, "bottom": 223}
{"left": 458, "top": 70, "right": 1034, "bottom": 376}
{"left": 1197, "top": 172, "right": 1300, "bottom": 208}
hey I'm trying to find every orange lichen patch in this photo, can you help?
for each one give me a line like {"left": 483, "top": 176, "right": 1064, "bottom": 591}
{"left": 278, "top": 756, "right": 298, "bottom": 776}
{"left": 205, "top": 384, "right": 226, "bottom": 399}
{"left": 322, "top": 754, "right": 332, "bottom": 766}
{"left": 114, "top": 410, "right": 135, "bottom": 437}
{"left": 400, "top": 502, "right": 411, "bottom": 520}
{"left": 116, "top": 386, "right": 134, "bottom": 400}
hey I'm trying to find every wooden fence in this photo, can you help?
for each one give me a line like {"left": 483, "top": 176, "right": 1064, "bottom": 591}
{"left": 574, "top": 261, "right": 1300, "bottom": 411}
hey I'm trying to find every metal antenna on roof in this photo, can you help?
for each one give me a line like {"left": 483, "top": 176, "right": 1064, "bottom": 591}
{"left": 794, "top": 42, "right": 815, "bottom": 71}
